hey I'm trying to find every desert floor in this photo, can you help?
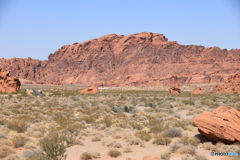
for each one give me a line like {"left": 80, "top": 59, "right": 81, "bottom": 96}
{"left": 0, "top": 83, "right": 239, "bottom": 160}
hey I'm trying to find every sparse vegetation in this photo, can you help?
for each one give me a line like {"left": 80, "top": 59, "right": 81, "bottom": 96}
{"left": 107, "top": 149, "right": 122, "bottom": 158}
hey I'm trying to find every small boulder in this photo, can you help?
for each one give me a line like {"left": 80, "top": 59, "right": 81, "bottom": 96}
{"left": 142, "top": 156, "right": 162, "bottom": 160}
{"left": 192, "top": 106, "right": 240, "bottom": 144}
{"left": 191, "top": 87, "right": 203, "bottom": 94}
{"left": 80, "top": 86, "right": 100, "bottom": 93}
{"left": 169, "top": 84, "right": 181, "bottom": 94}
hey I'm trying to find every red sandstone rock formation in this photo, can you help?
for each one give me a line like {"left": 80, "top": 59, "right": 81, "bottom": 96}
{"left": 0, "top": 70, "right": 21, "bottom": 93}
{"left": 0, "top": 32, "right": 239, "bottom": 87}
{"left": 80, "top": 87, "right": 100, "bottom": 93}
{"left": 169, "top": 84, "right": 181, "bottom": 94}
{"left": 212, "top": 73, "right": 240, "bottom": 94}
{"left": 192, "top": 106, "right": 240, "bottom": 144}
{"left": 192, "top": 87, "right": 203, "bottom": 94}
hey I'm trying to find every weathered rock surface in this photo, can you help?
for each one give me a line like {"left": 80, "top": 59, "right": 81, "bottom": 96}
{"left": 0, "top": 70, "right": 21, "bottom": 93}
{"left": 80, "top": 86, "right": 100, "bottom": 93}
{"left": 212, "top": 73, "right": 240, "bottom": 94}
{"left": 192, "top": 106, "right": 240, "bottom": 144}
{"left": 169, "top": 84, "right": 181, "bottom": 94}
{"left": 192, "top": 87, "right": 203, "bottom": 94}
{"left": 0, "top": 32, "right": 240, "bottom": 86}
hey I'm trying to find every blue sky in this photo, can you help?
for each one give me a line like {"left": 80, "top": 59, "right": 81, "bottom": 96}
{"left": 0, "top": 0, "right": 239, "bottom": 60}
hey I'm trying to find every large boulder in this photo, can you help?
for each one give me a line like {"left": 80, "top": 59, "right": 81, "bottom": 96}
{"left": 0, "top": 70, "right": 21, "bottom": 93}
{"left": 191, "top": 87, "right": 203, "bottom": 94}
{"left": 169, "top": 84, "right": 181, "bottom": 94}
{"left": 212, "top": 73, "right": 240, "bottom": 94}
{"left": 80, "top": 86, "right": 100, "bottom": 93}
{"left": 192, "top": 106, "right": 240, "bottom": 144}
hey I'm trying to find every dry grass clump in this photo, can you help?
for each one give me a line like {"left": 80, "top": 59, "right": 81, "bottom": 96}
{"left": 177, "top": 145, "right": 196, "bottom": 156}
{"left": 112, "top": 134, "right": 122, "bottom": 139}
{"left": 80, "top": 152, "right": 92, "bottom": 160}
{"left": 11, "top": 134, "right": 28, "bottom": 148}
{"left": 160, "top": 152, "right": 171, "bottom": 160}
{"left": 5, "top": 154, "right": 19, "bottom": 160}
{"left": 0, "top": 145, "right": 15, "bottom": 158}
{"left": 180, "top": 136, "right": 200, "bottom": 147}
{"left": 194, "top": 154, "right": 208, "bottom": 160}
{"left": 201, "top": 142, "right": 218, "bottom": 151}
{"left": 91, "top": 135, "right": 101, "bottom": 142}
{"left": 164, "top": 128, "right": 182, "bottom": 138}
{"left": 107, "top": 148, "right": 122, "bottom": 158}
{"left": 0, "top": 139, "right": 12, "bottom": 146}
{"left": 123, "top": 146, "right": 132, "bottom": 153}
{"left": 170, "top": 143, "right": 182, "bottom": 153}
{"left": 134, "top": 130, "right": 152, "bottom": 142}
{"left": 126, "top": 137, "right": 142, "bottom": 145}
{"left": 7, "top": 119, "right": 28, "bottom": 133}
{"left": 152, "top": 134, "right": 171, "bottom": 145}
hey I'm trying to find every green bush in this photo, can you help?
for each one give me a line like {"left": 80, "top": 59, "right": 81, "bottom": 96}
{"left": 39, "top": 133, "right": 68, "bottom": 160}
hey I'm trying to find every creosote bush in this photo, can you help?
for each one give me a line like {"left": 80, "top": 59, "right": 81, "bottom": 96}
{"left": 107, "top": 149, "right": 122, "bottom": 158}
{"left": 38, "top": 133, "right": 68, "bottom": 160}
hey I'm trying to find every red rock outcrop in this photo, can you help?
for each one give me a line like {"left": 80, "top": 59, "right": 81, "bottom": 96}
{"left": 212, "top": 73, "right": 240, "bottom": 94}
{"left": 80, "top": 87, "right": 100, "bottom": 93}
{"left": 169, "top": 84, "right": 181, "bottom": 94}
{"left": 0, "top": 70, "right": 21, "bottom": 93}
{"left": 192, "top": 87, "right": 203, "bottom": 94}
{"left": 0, "top": 32, "right": 240, "bottom": 87}
{"left": 192, "top": 106, "right": 240, "bottom": 144}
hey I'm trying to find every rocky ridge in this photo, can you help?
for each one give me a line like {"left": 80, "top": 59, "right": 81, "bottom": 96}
{"left": 1, "top": 32, "right": 240, "bottom": 86}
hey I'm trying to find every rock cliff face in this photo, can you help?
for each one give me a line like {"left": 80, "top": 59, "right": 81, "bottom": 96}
{"left": 0, "top": 32, "right": 240, "bottom": 86}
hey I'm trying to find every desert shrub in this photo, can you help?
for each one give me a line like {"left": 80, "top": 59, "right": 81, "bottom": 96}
{"left": 123, "top": 147, "right": 132, "bottom": 153}
{"left": 152, "top": 134, "right": 171, "bottom": 145}
{"left": 38, "top": 133, "right": 68, "bottom": 160}
{"left": 164, "top": 128, "right": 182, "bottom": 138}
{"left": 0, "top": 145, "right": 15, "bottom": 158}
{"left": 135, "top": 130, "right": 152, "bottom": 142}
{"left": 180, "top": 136, "right": 200, "bottom": 147}
{"left": 107, "top": 149, "right": 122, "bottom": 158}
{"left": 23, "top": 150, "right": 43, "bottom": 160}
{"left": 114, "top": 142, "right": 122, "bottom": 148}
{"left": 177, "top": 145, "right": 196, "bottom": 156}
{"left": 92, "top": 135, "right": 101, "bottom": 142}
{"left": 127, "top": 137, "right": 141, "bottom": 145}
{"left": 173, "top": 119, "right": 191, "bottom": 130}
{"left": 7, "top": 119, "right": 28, "bottom": 133}
{"left": 0, "top": 139, "right": 12, "bottom": 146}
{"left": 5, "top": 154, "right": 19, "bottom": 160}
{"left": 170, "top": 143, "right": 182, "bottom": 153}
{"left": 12, "top": 134, "right": 28, "bottom": 148}
{"left": 112, "top": 134, "right": 121, "bottom": 139}
{"left": 91, "top": 152, "right": 100, "bottom": 159}
{"left": 160, "top": 152, "right": 171, "bottom": 160}
{"left": 80, "top": 152, "right": 92, "bottom": 160}
{"left": 130, "top": 122, "right": 144, "bottom": 130}
{"left": 103, "top": 116, "right": 113, "bottom": 128}
{"left": 194, "top": 154, "right": 208, "bottom": 160}
{"left": 181, "top": 154, "right": 195, "bottom": 160}
{"left": 182, "top": 100, "right": 195, "bottom": 105}
{"left": 202, "top": 142, "right": 214, "bottom": 150}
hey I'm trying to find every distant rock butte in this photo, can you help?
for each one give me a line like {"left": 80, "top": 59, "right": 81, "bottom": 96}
{"left": 0, "top": 32, "right": 240, "bottom": 87}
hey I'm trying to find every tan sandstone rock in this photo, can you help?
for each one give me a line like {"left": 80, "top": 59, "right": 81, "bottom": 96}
{"left": 192, "top": 106, "right": 240, "bottom": 144}
{"left": 192, "top": 87, "right": 203, "bottom": 94}
{"left": 0, "top": 70, "right": 21, "bottom": 93}
{"left": 169, "top": 84, "right": 181, "bottom": 94}
{"left": 80, "top": 86, "right": 100, "bottom": 93}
